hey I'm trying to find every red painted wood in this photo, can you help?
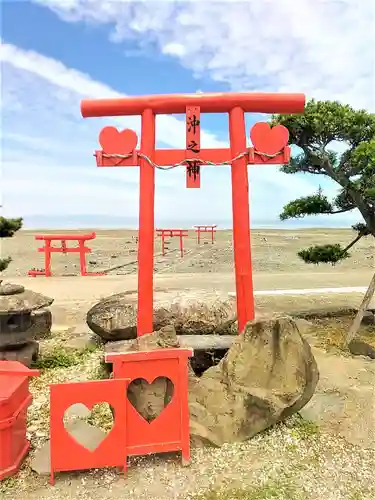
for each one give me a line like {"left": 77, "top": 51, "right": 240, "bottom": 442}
{"left": 95, "top": 147, "right": 288, "bottom": 167}
{"left": 34, "top": 232, "right": 97, "bottom": 241}
{"left": 37, "top": 247, "right": 91, "bottom": 253}
{"left": 81, "top": 92, "right": 305, "bottom": 337}
{"left": 28, "top": 233, "right": 104, "bottom": 277}
{"left": 229, "top": 107, "right": 254, "bottom": 332}
{"left": 81, "top": 92, "right": 305, "bottom": 116}
{"left": 156, "top": 229, "right": 189, "bottom": 257}
{"left": 193, "top": 225, "right": 217, "bottom": 244}
{"left": 49, "top": 378, "right": 130, "bottom": 485}
{"left": 186, "top": 106, "right": 201, "bottom": 188}
{"left": 250, "top": 122, "right": 289, "bottom": 155}
{"left": 137, "top": 109, "right": 156, "bottom": 336}
{"left": 105, "top": 349, "right": 192, "bottom": 465}
{"left": 99, "top": 127, "right": 138, "bottom": 154}
{"left": 0, "top": 361, "right": 39, "bottom": 481}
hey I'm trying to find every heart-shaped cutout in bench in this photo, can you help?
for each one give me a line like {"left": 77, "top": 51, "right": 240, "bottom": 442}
{"left": 63, "top": 402, "right": 114, "bottom": 452}
{"left": 127, "top": 377, "right": 174, "bottom": 423}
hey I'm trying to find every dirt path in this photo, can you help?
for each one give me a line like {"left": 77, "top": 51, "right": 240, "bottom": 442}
{"left": 11, "top": 270, "right": 372, "bottom": 304}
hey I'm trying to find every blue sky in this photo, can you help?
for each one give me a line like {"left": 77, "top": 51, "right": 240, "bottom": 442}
{"left": 1, "top": 0, "right": 373, "bottom": 229}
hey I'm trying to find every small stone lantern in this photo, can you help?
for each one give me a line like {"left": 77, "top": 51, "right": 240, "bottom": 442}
{"left": 0, "top": 281, "right": 54, "bottom": 367}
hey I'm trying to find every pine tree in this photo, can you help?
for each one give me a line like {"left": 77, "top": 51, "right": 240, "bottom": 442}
{"left": 0, "top": 216, "right": 23, "bottom": 272}
{"left": 272, "top": 100, "right": 375, "bottom": 344}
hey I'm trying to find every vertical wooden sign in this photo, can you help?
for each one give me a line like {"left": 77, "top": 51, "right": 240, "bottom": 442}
{"left": 186, "top": 106, "right": 201, "bottom": 188}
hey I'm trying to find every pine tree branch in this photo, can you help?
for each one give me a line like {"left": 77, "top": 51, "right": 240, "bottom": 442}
{"left": 343, "top": 233, "right": 364, "bottom": 253}
{"left": 329, "top": 208, "right": 354, "bottom": 215}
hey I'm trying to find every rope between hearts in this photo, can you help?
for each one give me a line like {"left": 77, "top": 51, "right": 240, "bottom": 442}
{"left": 98, "top": 149, "right": 283, "bottom": 170}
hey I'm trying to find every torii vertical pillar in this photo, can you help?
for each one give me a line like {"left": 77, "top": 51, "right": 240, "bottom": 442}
{"left": 81, "top": 92, "right": 305, "bottom": 335}
{"left": 138, "top": 109, "right": 156, "bottom": 334}
{"left": 229, "top": 107, "right": 254, "bottom": 330}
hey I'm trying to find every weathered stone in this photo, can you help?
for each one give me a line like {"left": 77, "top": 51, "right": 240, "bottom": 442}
{"left": 362, "top": 310, "right": 375, "bottom": 325}
{"left": 294, "top": 318, "right": 315, "bottom": 334}
{"left": 63, "top": 333, "right": 98, "bottom": 351}
{"left": 0, "top": 340, "right": 39, "bottom": 367}
{"left": 105, "top": 334, "right": 234, "bottom": 355}
{"left": 187, "top": 316, "right": 319, "bottom": 446}
{"left": 0, "top": 282, "right": 53, "bottom": 314}
{"left": 64, "top": 403, "right": 92, "bottom": 420}
{"left": 0, "top": 311, "right": 32, "bottom": 334}
{"left": 0, "top": 329, "right": 33, "bottom": 349}
{"left": 31, "top": 420, "right": 108, "bottom": 475}
{"left": 105, "top": 334, "right": 234, "bottom": 375}
{"left": 116, "top": 317, "right": 318, "bottom": 444}
{"left": 28, "top": 308, "right": 52, "bottom": 339}
{"left": 0, "top": 282, "right": 53, "bottom": 368}
{"left": 0, "top": 283, "right": 24, "bottom": 295}
{"left": 348, "top": 339, "right": 375, "bottom": 359}
{"left": 0, "top": 309, "right": 52, "bottom": 349}
{"left": 87, "top": 289, "right": 237, "bottom": 341}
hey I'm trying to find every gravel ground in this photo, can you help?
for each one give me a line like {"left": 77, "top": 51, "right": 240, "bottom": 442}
{"left": 1, "top": 326, "right": 374, "bottom": 500}
{"left": 2, "top": 413, "right": 374, "bottom": 500}
{"left": 2, "top": 228, "right": 374, "bottom": 277}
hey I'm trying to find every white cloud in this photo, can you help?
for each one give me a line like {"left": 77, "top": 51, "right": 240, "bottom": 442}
{"left": 0, "top": 40, "right": 351, "bottom": 228}
{"left": 32, "top": 0, "right": 375, "bottom": 110}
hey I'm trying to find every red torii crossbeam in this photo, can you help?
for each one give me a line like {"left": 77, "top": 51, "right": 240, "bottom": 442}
{"left": 81, "top": 92, "right": 305, "bottom": 335}
{"left": 28, "top": 232, "right": 105, "bottom": 277}
{"left": 194, "top": 225, "right": 217, "bottom": 244}
{"left": 156, "top": 228, "right": 189, "bottom": 257}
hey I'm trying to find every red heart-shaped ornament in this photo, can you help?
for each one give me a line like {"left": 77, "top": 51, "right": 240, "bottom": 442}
{"left": 250, "top": 122, "right": 289, "bottom": 156}
{"left": 99, "top": 126, "right": 138, "bottom": 154}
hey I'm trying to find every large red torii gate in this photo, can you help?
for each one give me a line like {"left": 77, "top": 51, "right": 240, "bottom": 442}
{"left": 81, "top": 92, "right": 305, "bottom": 336}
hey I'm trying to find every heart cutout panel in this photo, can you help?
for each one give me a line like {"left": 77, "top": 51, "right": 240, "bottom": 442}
{"left": 63, "top": 402, "right": 114, "bottom": 452}
{"left": 250, "top": 122, "right": 289, "bottom": 156}
{"left": 127, "top": 377, "right": 174, "bottom": 423}
{"left": 99, "top": 126, "right": 138, "bottom": 154}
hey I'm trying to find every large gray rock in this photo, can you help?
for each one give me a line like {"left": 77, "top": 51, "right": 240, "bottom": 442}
{"left": 87, "top": 289, "right": 237, "bottom": 341}
{"left": 115, "top": 316, "right": 319, "bottom": 446}
{"left": 188, "top": 316, "right": 319, "bottom": 446}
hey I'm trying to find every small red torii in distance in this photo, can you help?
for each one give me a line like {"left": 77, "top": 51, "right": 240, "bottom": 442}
{"left": 81, "top": 92, "right": 305, "bottom": 335}
{"left": 156, "top": 229, "right": 189, "bottom": 258}
{"left": 28, "top": 232, "right": 105, "bottom": 277}
{"left": 194, "top": 225, "right": 217, "bottom": 245}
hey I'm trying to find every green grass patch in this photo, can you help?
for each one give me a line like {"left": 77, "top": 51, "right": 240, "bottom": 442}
{"left": 32, "top": 344, "right": 98, "bottom": 370}
{"left": 291, "top": 416, "right": 320, "bottom": 439}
